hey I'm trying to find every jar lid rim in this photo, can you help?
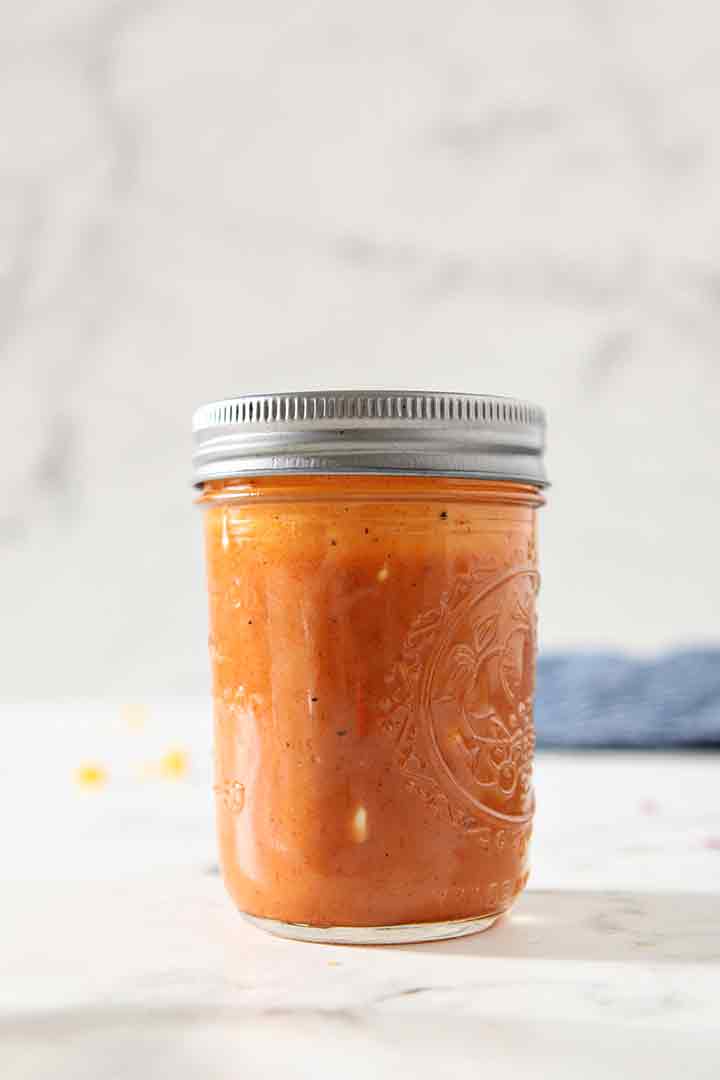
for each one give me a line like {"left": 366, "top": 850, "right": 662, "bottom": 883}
{"left": 192, "top": 390, "right": 548, "bottom": 487}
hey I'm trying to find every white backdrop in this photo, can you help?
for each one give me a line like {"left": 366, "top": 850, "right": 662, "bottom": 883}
{"left": 2, "top": 2, "right": 719, "bottom": 699}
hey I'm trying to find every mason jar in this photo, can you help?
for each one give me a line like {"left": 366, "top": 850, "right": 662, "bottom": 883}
{"left": 193, "top": 391, "right": 548, "bottom": 943}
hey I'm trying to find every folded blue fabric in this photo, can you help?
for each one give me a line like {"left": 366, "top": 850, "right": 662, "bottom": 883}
{"left": 535, "top": 648, "right": 720, "bottom": 747}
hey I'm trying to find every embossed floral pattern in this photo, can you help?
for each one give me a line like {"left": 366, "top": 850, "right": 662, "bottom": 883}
{"left": 379, "top": 560, "right": 539, "bottom": 833}
{"left": 214, "top": 779, "right": 245, "bottom": 813}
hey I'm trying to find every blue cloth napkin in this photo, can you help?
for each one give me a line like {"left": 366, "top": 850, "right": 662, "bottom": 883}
{"left": 535, "top": 648, "right": 720, "bottom": 747}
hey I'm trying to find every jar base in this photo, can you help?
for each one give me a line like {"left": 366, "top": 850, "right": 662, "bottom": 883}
{"left": 240, "top": 910, "right": 503, "bottom": 945}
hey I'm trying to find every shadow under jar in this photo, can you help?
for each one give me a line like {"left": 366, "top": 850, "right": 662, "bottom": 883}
{"left": 193, "top": 391, "right": 548, "bottom": 944}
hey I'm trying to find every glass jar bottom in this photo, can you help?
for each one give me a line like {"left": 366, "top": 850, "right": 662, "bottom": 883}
{"left": 241, "top": 910, "right": 503, "bottom": 945}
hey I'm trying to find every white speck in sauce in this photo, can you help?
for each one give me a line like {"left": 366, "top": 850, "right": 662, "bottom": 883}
{"left": 352, "top": 805, "right": 368, "bottom": 843}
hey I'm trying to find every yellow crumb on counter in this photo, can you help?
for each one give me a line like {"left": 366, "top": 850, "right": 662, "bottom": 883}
{"left": 137, "top": 748, "right": 191, "bottom": 782}
{"left": 120, "top": 703, "right": 149, "bottom": 730}
{"left": 159, "top": 748, "right": 190, "bottom": 780}
{"left": 74, "top": 763, "right": 108, "bottom": 789}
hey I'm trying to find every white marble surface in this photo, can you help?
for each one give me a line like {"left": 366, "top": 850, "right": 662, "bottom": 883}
{"left": 2, "top": 703, "right": 719, "bottom": 1078}
{"left": 1, "top": 3, "right": 720, "bottom": 701}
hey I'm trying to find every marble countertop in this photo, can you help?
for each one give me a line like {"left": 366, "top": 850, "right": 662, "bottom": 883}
{"left": 2, "top": 705, "right": 719, "bottom": 1079}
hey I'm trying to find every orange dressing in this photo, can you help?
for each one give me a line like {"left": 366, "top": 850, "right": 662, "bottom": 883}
{"left": 201, "top": 474, "right": 542, "bottom": 928}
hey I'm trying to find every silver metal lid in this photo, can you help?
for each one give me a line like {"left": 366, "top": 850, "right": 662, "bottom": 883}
{"left": 192, "top": 390, "right": 548, "bottom": 486}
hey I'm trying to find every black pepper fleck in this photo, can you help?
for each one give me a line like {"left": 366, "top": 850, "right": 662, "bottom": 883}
{"left": 311, "top": 696, "right": 318, "bottom": 703}
{"left": 440, "top": 510, "right": 448, "bottom": 520}
{"left": 330, "top": 539, "right": 337, "bottom": 546}
{"left": 336, "top": 729, "right": 348, "bottom": 736}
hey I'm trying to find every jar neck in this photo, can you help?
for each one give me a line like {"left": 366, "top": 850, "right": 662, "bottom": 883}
{"left": 197, "top": 474, "right": 545, "bottom": 509}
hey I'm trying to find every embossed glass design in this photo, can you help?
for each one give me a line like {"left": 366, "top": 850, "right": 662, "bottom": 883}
{"left": 199, "top": 474, "right": 544, "bottom": 943}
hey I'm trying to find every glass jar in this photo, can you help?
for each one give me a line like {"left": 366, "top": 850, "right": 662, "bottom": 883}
{"left": 194, "top": 392, "right": 547, "bottom": 943}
